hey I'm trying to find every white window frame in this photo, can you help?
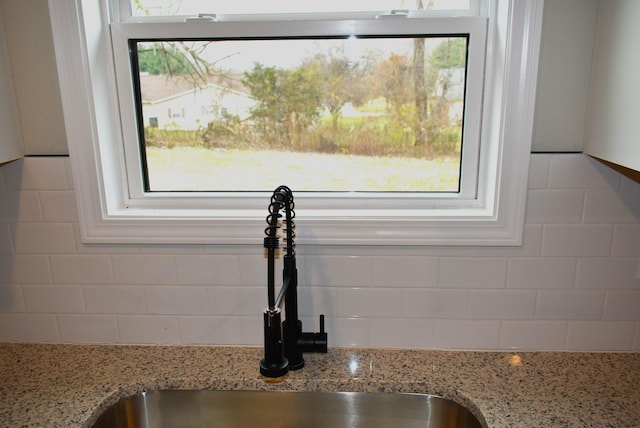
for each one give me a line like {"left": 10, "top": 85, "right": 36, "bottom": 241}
{"left": 48, "top": 0, "right": 543, "bottom": 246}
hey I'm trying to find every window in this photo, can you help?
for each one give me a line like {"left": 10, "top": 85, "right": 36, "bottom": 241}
{"left": 120, "top": 35, "right": 482, "bottom": 193}
{"left": 48, "top": 0, "right": 543, "bottom": 245}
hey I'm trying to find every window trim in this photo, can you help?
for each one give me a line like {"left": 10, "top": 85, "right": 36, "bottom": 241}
{"left": 48, "top": 0, "right": 544, "bottom": 246}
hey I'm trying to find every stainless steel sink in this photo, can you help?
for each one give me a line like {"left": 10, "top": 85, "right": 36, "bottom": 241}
{"left": 91, "top": 390, "right": 483, "bottom": 428}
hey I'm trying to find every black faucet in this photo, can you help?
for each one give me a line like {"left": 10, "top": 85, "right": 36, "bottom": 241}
{"left": 260, "top": 185, "right": 328, "bottom": 378}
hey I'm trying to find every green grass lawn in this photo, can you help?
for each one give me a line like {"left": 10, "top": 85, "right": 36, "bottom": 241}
{"left": 145, "top": 147, "right": 460, "bottom": 192}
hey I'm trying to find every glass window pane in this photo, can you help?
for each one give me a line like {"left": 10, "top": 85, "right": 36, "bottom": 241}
{"left": 130, "top": 1, "right": 472, "bottom": 16}
{"left": 133, "top": 36, "right": 467, "bottom": 192}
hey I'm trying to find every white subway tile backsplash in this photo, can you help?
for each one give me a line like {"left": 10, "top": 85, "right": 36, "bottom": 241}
{"left": 583, "top": 189, "right": 640, "bottom": 224}
{"left": 50, "top": 255, "right": 113, "bottom": 284}
{"left": 240, "top": 316, "right": 263, "bottom": 345}
{"left": 603, "top": 291, "right": 640, "bottom": 320}
{"left": 0, "top": 191, "right": 42, "bottom": 222}
{"left": 612, "top": 225, "right": 640, "bottom": 257}
{"left": 206, "top": 286, "right": 263, "bottom": 316}
{"left": 370, "top": 256, "right": 438, "bottom": 287}
{"left": 336, "top": 288, "right": 403, "bottom": 318}
{"left": 536, "top": 290, "right": 604, "bottom": 320}
{"left": 145, "top": 285, "right": 208, "bottom": 315}
{"left": 438, "top": 258, "right": 507, "bottom": 288}
{"left": 499, "top": 321, "right": 567, "bottom": 350}
{"left": 0, "top": 314, "right": 59, "bottom": 342}
{"left": 22, "top": 285, "right": 84, "bottom": 313}
{"left": 527, "top": 154, "right": 550, "bottom": 189}
{"left": 370, "top": 318, "right": 435, "bottom": 348}
{"left": 0, "top": 161, "right": 22, "bottom": 190}
{"left": 294, "top": 285, "right": 337, "bottom": 317}
{"left": 179, "top": 316, "right": 245, "bottom": 345}
{"left": 1, "top": 153, "right": 640, "bottom": 351}
{"left": 112, "top": 255, "right": 176, "bottom": 285}
{"left": 620, "top": 175, "right": 640, "bottom": 192}
{"left": 0, "top": 255, "right": 51, "bottom": 284}
{"left": 468, "top": 290, "right": 536, "bottom": 320}
{"left": 548, "top": 155, "right": 620, "bottom": 189}
{"left": 1, "top": 158, "right": 69, "bottom": 191}
{"left": 566, "top": 321, "right": 635, "bottom": 351}
{"left": 403, "top": 289, "right": 468, "bottom": 319}
{"left": 63, "top": 158, "right": 74, "bottom": 190}
{"left": 237, "top": 254, "right": 269, "bottom": 286}
{"left": 525, "top": 189, "right": 584, "bottom": 224}
{"left": 83, "top": 286, "right": 146, "bottom": 314}
{"left": 117, "top": 315, "right": 180, "bottom": 344}
{"left": 433, "top": 320, "right": 500, "bottom": 349}
{"left": 57, "top": 315, "right": 117, "bottom": 343}
{"left": 304, "top": 255, "right": 372, "bottom": 287}
{"left": 0, "top": 285, "right": 25, "bottom": 312}
{"left": 507, "top": 258, "right": 576, "bottom": 289}
{"left": 39, "top": 191, "right": 78, "bottom": 222}
{"left": 176, "top": 255, "right": 240, "bottom": 285}
{"left": 542, "top": 224, "right": 613, "bottom": 257}
{"left": 575, "top": 258, "right": 640, "bottom": 289}
{"left": 0, "top": 225, "right": 13, "bottom": 253}
{"left": 329, "top": 317, "right": 370, "bottom": 347}
{"left": 12, "top": 223, "right": 76, "bottom": 254}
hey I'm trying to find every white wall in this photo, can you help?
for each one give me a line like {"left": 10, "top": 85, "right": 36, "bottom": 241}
{"left": 0, "top": 0, "right": 66, "bottom": 155}
{"left": 532, "top": 0, "right": 598, "bottom": 152}
{"left": 1, "top": 154, "right": 639, "bottom": 350}
{"left": 0, "top": 3, "right": 23, "bottom": 163}
{"left": 584, "top": 0, "right": 640, "bottom": 171}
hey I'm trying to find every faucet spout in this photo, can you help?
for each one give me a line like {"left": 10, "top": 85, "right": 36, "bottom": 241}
{"left": 260, "top": 186, "right": 328, "bottom": 379}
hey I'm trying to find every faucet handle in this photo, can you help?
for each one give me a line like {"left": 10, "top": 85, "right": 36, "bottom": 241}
{"left": 298, "top": 314, "right": 328, "bottom": 354}
{"left": 316, "top": 314, "right": 328, "bottom": 352}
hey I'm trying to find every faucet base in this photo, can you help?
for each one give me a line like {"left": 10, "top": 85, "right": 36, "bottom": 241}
{"left": 261, "top": 308, "right": 289, "bottom": 378}
{"left": 259, "top": 358, "right": 289, "bottom": 379}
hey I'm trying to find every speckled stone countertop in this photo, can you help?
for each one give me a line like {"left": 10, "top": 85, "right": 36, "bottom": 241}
{"left": 1, "top": 344, "right": 639, "bottom": 427}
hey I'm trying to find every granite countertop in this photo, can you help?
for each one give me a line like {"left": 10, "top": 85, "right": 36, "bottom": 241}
{"left": 1, "top": 344, "right": 639, "bottom": 427}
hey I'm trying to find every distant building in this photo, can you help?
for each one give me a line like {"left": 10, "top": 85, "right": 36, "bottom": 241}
{"left": 434, "top": 67, "right": 465, "bottom": 124}
{"left": 139, "top": 74, "right": 255, "bottom": 130}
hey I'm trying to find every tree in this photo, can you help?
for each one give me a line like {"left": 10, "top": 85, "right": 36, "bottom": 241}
{"left": 243, "top": 63, "right": 323, "bottom": 149}
{"left": 241, "top": 64, "right": 280, "bottom": 142}
{"left": 303, "top": 48, "right": 370, "bottom": 136}
{"left": 426, "top": 37, "right": 467, "bottom": 154}
{"left": 138, "top": 43, "right": 191, "bottom": 75}
{"left": 281, "top": 67, "right": 324, "bottom": 149}
{"left": 429, "top": 37, "right": 467, "bottom": 116}
{"left": 374, "top": 54, "right": 414, "bottom": 116}
{"left": 136, "top": 42, "right": 213, "bottom": 84}
{"left": 413, "top": 0, "right": 434, "bottom": 147}
{"left": 414, "top": 37, "right": 427, "bottom": 147}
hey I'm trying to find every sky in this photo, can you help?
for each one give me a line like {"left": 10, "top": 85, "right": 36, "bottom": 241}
{"left": 141, "top": 37, "right": 453, "bottom": 73}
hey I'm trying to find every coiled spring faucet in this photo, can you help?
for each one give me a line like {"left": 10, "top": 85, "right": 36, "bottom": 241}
{"left": 260, "top": 185, "right": 328, "bottom": 378}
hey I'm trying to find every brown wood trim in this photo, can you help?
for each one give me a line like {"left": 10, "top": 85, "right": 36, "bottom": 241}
{"left": 589, "top": 155, "right": 640, "bottom": 183}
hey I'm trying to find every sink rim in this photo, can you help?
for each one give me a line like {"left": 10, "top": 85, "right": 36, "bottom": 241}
{"left": 90, "top": 388, "right": 486, "bottom": 428}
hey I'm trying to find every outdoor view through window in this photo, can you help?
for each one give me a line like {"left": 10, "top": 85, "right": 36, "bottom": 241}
{"left": 128, "top": 3, "right": 470, "bottom": 193}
